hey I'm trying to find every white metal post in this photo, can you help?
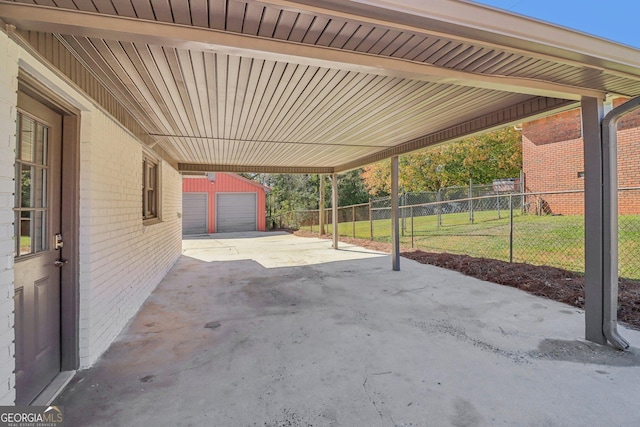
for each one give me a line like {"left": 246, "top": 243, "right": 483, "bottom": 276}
{"left": 391, "top": 156, "right": 400, "bottom": 271}
{"left": 319, "top": 174, "right": 325, "bottom": 235}
{"left": 332, "top": 173, "right": 338, "bottom": 249}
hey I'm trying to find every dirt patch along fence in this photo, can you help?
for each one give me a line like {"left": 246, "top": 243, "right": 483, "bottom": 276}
{"left": 271, "top": 188, "right": 640, "bottom": 281}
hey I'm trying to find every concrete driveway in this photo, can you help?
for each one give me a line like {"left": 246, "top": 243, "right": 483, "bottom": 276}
{"left": 56, "top": 232, "right": 640, "bottom": 426}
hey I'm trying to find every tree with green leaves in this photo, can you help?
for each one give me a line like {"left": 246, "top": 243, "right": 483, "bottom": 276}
{"left": 361, "top": 127, "right": 522, "bottom": 195}
{"left": 241, "top": 170, "right": 369, "bottom": 217}
{"left": 336, "top": 169, "right": 370, "bottom": 206}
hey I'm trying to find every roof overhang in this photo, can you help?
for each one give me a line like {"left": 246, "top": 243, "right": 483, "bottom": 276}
{"left": 1, "top": 0, "right": 639, "bottom": 173}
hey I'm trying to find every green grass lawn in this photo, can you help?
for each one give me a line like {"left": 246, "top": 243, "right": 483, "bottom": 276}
{"left": 300, "top": 210, "right": 640, "bottom": 280}
{"left": 19, "top": 235, "right": 31, "bottom": 255}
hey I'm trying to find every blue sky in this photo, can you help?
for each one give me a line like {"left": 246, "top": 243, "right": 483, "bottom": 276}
{"left": 472, "top": 0, "right": 640, "bottom": 48}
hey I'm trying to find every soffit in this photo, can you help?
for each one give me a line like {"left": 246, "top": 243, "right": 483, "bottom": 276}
{"left": 2, "top": 0, "right": 640, "bottom": 173}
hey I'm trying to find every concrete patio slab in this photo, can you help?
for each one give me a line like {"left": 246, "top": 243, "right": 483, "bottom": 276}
{"left": 56, "top": 232, "right": 640, "bottom": 426}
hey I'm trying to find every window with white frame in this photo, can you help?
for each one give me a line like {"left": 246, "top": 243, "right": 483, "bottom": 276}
{"left": 142, "top": 155, "right": 160, "bottom": 221}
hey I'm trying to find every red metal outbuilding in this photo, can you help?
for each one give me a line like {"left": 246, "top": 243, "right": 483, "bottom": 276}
{"left": 182, "top": 173, "right": 269, "bottom": 234}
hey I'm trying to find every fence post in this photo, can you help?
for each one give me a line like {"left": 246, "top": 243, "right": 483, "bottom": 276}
{"left": 509, "top": 194, "right": 514, "bottom": 263}
{"left": 411, "top": 206, "right": 414, "bottom": 248}
{"left": 497, "top": 191, "right": 501, "bottom": 219}
{"left": 369, "top": 198, "right": 374, "bottom": 240}
{"left": 520, "top": 169, "right": 525, "bottom": 215}
{"left": 469, "top": 178, "right": 474, "bottom": 224}
{"left": 352, "top": 205, "right": 356, "bottom": 238}
{"left": 437, "top": 188, "right": 442, "bottom": 227}
{"left": 401, "top": 189, "right": 406, "bottom": 236}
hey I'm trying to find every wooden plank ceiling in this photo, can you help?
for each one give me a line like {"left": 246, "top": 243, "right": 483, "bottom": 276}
{"left": 2, "top": 0, "right": 640, "bottom": 173}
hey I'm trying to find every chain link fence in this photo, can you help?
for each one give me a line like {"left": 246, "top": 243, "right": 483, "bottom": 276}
{"left": 371, "top": 183, "right": 500, "bottom": 209}
{"left": 273, "top": 186, "right": 640, "bottom": 281}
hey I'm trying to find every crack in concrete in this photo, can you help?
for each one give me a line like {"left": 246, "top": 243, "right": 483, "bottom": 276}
{"left": 362, "top": 366, "right": 384, "bottom": 420}
{"left": 362, "top": 366, "right": 398, "bottom": 425}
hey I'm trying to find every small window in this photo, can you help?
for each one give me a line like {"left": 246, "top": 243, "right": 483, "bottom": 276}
{"left": 142, "top": 156, "right": 160, "bottom": 221}
{"left": 577, "top": 171, "right": 585, "bottom": 178}
{"left": 15, "top": 113, "right": 49, "bottom": 257}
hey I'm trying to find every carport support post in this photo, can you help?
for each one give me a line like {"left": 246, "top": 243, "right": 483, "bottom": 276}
{"left": 332, "top": 173, "right": 339, "bottom": 249}
{"left": 391, "top": 156, "right": 400, "bottom": 271}
{"left": 319, "top": 174, "right": 325, "bottom": 235}
{"left": 582, "top": 96, "right": 607, "bottom": 345}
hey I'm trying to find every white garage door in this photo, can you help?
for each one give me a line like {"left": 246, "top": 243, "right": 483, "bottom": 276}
{"left": 217, "top": 193, "right": 257, "bottom": 232}
{"left": 182, "top": 193, "right": 208, "bottom": 235}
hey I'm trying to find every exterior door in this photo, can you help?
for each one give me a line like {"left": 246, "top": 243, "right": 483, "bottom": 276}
{"left": 14, "top": 93, "right": 63, "bottom": 405}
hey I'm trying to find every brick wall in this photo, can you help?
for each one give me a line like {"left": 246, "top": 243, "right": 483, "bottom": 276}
{"left": 615, "top": 98, "right": 640, "bottom": 130}
{"left": 618, "top": 122, "right": 640, "bottom": 215}
{"left": 0, "top": 32, "right": 183, "bottom": 403}
{"left": 78, "top": 111, "right": 182, "bottom": 367}
{"left": 0, "top": 31, "right": 18, "bottom": 405}
{"left": 523, "top": 109, "right": 582, "bottom": 146}
{"left": 522, "top": 103, "right": 640, "bottom": 215}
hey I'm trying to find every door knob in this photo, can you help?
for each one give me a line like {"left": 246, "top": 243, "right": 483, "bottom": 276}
{"left": 54, "top": 259, "right": 68, "bottom": 267}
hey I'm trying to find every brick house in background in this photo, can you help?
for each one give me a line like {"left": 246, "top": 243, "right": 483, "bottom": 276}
{"left": 522, "top": 98, "right": 640, "bottom": 215}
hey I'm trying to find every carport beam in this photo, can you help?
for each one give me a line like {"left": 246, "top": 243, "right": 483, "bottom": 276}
{"left": 319, "top": 174, "right": 325, "bottom": 235}
{"left": 332, "top": 173, "right": 338, "bottom": 249}
{"left": 582, "top": 96, "right": 607, "bottom": 345}
{"left": 391, "top": 156, "right": 400, "bottom": 271}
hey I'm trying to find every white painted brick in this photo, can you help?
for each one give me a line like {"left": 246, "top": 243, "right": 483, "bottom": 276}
{"left": 0, "top": 389, "right": 15, "bottom": 406}
{"left": 78, "top": 110, "right": 181, "bottom": 367}
{"left": 0, "top": 32, "right": 17, "bottom": 403}
{"left": 0, "top": 84, "right": 16, "bottom": 108}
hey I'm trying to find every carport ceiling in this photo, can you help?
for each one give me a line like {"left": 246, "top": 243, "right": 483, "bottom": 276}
{"left": 2, "top": 0, "right": 640, "bottom": 173}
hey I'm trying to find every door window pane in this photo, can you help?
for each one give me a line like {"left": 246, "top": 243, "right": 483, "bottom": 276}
{"left": 35, "top": 123, "right": 47, "bottom": 165}
{"left": 34, "top": 211, "right": 46, "bottom": 253}
{"left": 20, "top": 116, "right": 35, "bottom": 162}
{"left": 35, "top": 168, "right": 46, "bottom": 208}
{"left": 19, "top": 211, "right": 33, "bottom": 256}
{"left": 20, "top": 165, "right": 33, "bottom": 208}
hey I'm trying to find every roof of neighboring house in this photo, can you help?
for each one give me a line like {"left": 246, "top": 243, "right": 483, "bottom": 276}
{"left": 3, "top": 0, "right": 640, "bottom": 173}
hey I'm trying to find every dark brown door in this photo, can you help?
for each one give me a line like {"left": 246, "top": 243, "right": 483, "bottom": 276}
{"left": 14, "top": 93, "right": 63, "bottom": 405}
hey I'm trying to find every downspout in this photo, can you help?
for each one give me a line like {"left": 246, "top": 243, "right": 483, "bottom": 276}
{"left": 601, "top": 96, "right": 640, "bottom": 350}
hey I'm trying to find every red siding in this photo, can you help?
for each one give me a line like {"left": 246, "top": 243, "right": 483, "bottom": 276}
{"left": 182, "top": 173, "right": 268, "bottom": 232}
{"left": 522, "top": 100, "right": 640, "bottom": 215}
